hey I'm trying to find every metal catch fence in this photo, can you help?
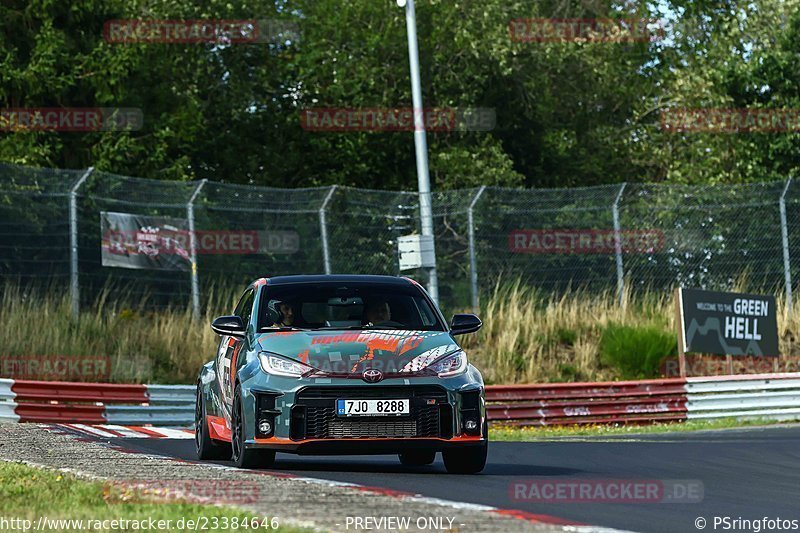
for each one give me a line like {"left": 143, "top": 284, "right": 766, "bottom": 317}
{"left": 1, "top": 162, "right": 799, "bottom": 316}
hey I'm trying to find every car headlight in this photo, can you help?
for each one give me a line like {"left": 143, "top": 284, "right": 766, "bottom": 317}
{"left": 430, "top": 350, "right": 468, "bottom": 377}
{"left": 259, "top": 353, "right": 313, "bottom": 377}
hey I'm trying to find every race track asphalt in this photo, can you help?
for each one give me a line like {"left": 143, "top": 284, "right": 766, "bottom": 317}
{"left": 106, "top": 426, "right": 800, "bottom": 533}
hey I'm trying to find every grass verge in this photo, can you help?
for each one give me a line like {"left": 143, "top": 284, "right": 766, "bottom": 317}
{"left": 489, "top": 418, "right": 797, "bottom": 441}
{"left": 0, "top": 461, "right": 307, "bottom": 532}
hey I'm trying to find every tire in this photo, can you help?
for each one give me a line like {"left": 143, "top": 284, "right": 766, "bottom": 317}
{"left": 195, "top": 386, "right": 230, "bottom": 460}
{"left": 442, "top": 443, "right": 487, "bottom": 474}
{"left": 399, "top": 450, "right": 436, "bottom": 466}
{"left": 231, "top": 386, "right": 276, "bottom": 469}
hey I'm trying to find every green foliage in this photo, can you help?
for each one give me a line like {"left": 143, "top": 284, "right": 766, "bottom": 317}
{"left": 555, "top": 327, "right": 578, "bottom": 346}
{"left": 599, "top": 322, "right": 677, "bottom": 379}
{"left": 557, "top": 363, "right": 580, "bottom": 381}
{"left": 2, "top": 0, "right": 800, "bottom": 191}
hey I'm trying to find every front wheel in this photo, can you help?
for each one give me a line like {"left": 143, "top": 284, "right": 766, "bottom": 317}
{"left": 399, "top": 450, "right": 436, "bottom": 466}
{"left": 231, "top": 386, "right": 276, "bottom": 469}
{"left": 196, "top": 386, "right": 230, "bottom": 460}
{"left": 442, "top": 442, "right": 487, "bottom": 474}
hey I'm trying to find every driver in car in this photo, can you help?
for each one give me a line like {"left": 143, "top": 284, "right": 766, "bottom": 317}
{"left": 278, "top": 301, "right": 295, "bottom": 326}
{"left": 265, "top": 300, "right": 296, "bottom": 328}
{"left": 363, "top": 299, "right": 391, "bottom": 325}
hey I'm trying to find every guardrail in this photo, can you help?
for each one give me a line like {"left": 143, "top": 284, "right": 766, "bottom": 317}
{"left": 2, "top": 373, "right": 800, "bottom": 427}
{"left": 685, "top": 373, "right": 800, "bottom": 423}
{"left": 485, "top": 378, "right": 689, "bottom": 426}
{"left": 487, "top": 373, "right": 800, "bottom": 426}
{"left": 0, "top": 378, "right": 194, "bottom": 425}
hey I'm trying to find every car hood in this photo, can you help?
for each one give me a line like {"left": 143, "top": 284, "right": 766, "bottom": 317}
{"left": 255, "top": 329, "right": 460, "bottom": 375}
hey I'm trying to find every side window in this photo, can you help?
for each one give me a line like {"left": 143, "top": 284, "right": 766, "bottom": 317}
{"left": 233, "top": 289, "right": 255, "bottom": 326}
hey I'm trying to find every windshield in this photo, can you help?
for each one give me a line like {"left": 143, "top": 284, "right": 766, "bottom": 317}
{"left": 257, "top": 282, "right": 444, "bottom": 332}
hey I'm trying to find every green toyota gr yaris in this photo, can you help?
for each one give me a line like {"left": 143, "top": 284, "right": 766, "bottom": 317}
{"left": 195, "top": 274, "right": 487, "bottom": 474}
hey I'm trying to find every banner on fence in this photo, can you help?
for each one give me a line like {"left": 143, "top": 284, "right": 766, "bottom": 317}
{"left": 101, "top": 212, "right": 301, "bottom": 270}
{"left": 101, "top": 211, "right": 191, "bottom": 271}
{"left": 677, "top": 288, "right": 779, "bottom": 357}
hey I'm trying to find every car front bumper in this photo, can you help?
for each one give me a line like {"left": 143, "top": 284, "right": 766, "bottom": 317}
{"left": 238, "top": 363, "right": 486, "bottom": 453}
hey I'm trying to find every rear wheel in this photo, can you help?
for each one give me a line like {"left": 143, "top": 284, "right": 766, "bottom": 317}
{"left": 442, "top": 443, "right": 487, "bottom": 474}
{"left": 231, "top": 386, "right": 275, "bottom": 469}
{"left": 398, "top": 450, "right": 436, "bottom": 467}
{"left": 195, "top": 386, "right": 230, "bottom": 460}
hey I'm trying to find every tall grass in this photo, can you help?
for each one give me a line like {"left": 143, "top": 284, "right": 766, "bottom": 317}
{"left": 465, "top": 279, "right": 800, "bottom": 384}
{"left": 461, "top": 281, "right": 674, "bottom": 383}
{"left": 2, "top": 281, "right": 799, "bottom": 384}
{"left": 0, "top": 284, "right": 230, "bottom": 383}
{"left": 598, "top": 323, "right": 677, "bottom": 379}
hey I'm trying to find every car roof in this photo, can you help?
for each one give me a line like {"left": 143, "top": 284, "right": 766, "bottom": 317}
{"left": 258, "top": 274, "right": 413, "bottom": 286}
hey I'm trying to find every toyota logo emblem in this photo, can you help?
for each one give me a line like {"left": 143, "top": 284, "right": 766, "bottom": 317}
{"left": 362, "top": 368, "right": 383, "bottom": 383}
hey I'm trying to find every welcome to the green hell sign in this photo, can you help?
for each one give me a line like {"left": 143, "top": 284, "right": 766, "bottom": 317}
{"left": 678, "top": 288, "right": 779, "bottom": 357}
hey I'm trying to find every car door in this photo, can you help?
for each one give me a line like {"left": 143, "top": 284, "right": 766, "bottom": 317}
{"left": 216, "top": 287, "right": 255, "bottom": 423}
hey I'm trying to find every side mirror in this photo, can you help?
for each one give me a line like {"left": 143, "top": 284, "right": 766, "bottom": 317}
{"left": 450, "top": 313, "right": 482, "bottom": 335}
{"left": 211, "top": 315, "right": 246, "bottom": 338}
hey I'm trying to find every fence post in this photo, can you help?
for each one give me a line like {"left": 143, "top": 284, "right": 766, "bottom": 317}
{"left": 468, "top": 186, "right": 487, "bottom": 313}
{"left": 69, "top": 167, "right": 94, "bottom": 320}
{"left": 780, "top": 178, "right": 793, "bottom": 320}
{"left": 187, "top": 179, "right": 207, "bottom": 321}
{"left": 612, "top": 182, "right": 627, "bottom": 306}
{"left": 319, "top": 185, "right": 337, "bottom": 274}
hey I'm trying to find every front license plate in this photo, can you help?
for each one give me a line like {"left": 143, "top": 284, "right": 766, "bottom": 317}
{"left": 336, "top": 399, "right": 410, "bottom": 417}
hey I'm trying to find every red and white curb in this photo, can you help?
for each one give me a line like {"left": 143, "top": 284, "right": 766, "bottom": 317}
{"left": 50, "top": 423, "right": 194, "bottom": 439}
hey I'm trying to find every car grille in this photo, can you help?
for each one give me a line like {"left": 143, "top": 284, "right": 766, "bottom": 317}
{"left": 291, "top": 386, "right": 451, "bottom": 440}
{"left": 329, "top": 417, "right": 417, "bottom": 438}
